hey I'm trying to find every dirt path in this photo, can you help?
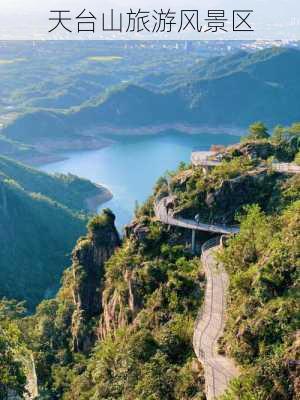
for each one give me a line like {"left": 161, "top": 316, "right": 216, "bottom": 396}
{"left": 193, "top": 238, "right": 239, "bottom": 399}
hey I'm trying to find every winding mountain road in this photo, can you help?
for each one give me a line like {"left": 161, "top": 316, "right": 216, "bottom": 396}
{"left": 193, "top": 238, "right": 239, "bottom": 399}
{"left": 191, "top": 152, "right": 300, "bottom": 175}
{"left": 153, "top": 157, "right": 299, "bottom": 398}
{"left": 154, "top": 199, "right": 239, "bottom": 398}
{"left": 154, "top": 197, "right": 239, "bottom": 235}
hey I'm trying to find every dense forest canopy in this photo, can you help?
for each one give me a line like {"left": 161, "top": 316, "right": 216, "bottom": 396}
{"left": 0, "top": 156, "right": 110, "bottom": 310}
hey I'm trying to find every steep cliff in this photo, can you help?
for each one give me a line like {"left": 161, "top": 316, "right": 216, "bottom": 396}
{"left": 98, "top": 239, "right": 143, "bottom": 340}
{"left": 0, "top": 156, "right": 112, "bottom": 310}
{"left": 165, "top": 158, "right": 287, "bottom": 225}
{"left": 0, "top": 175, "right": 86, "bottom": 310}
{"left": 71, "top": 209, "right": 120, "bottom": 352}
{"left": 14, "top": 140, "right": 300, "bottom": 400}
{"left": 26, "top": 206, "right": 204, "bottom": 399}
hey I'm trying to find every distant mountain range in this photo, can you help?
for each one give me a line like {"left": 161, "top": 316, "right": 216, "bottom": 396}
{"left": 2, "top": 47, "right": 300, "bottom": 152}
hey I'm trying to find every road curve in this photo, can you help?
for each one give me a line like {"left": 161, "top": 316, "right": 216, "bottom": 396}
{"left": 154, "top": 197, "right": 239, "bottom": 397}
{"left": 193, "top": 238, "right": 239, "bottom": 399}
{"left": 154, "top": 197, "right": 239, "bottom": 235}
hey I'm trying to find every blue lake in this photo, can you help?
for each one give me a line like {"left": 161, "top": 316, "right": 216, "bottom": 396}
{"left": 40, "top": 133, "right": 238, "bottom": 229}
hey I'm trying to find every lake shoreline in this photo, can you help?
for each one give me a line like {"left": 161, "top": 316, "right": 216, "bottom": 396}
{"left": 81, "top": 123, "right": 245, "bottom": 137}
{"left": 10, "top": 126, "right": 243, "bottom": 167}
{"left": 38, "top": 133, "right": 239, "bottom": 228}
{"left": 13, "top": 137, "right": 114, "bottom": 167}
{"left": 85, "top": 186, "right": 113, "bottom": 213}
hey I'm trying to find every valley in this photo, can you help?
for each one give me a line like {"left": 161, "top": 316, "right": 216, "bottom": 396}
{"left": 0, "top": 41, "right": 299, "bottom": 400}
{"left": 1, "top": 46, "right": 300, "bottom": 166}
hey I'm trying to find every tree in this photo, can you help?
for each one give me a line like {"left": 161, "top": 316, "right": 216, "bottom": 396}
{"left": 245, "top": 122, "right": 270, "bottom": 141}
{"left": 288, "top": 122, "right": 300, "bottom": 135}
{"left": 0, "top": 300, "right": 27, "bottom": 398}
{"left": 0, "top": 329, "right": 27, "bottom": 398}
{"left": 294, "top": 151, "right": 300, "bottom": 166}
{"left": 135, "top": 351, "right": 176, "bottom": 399}
{"left": 272, "top": 125, "right": 286, "bottom": 143}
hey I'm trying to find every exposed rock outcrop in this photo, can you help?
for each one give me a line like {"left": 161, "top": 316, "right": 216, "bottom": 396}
{"left": 125, "top": 220, "right": 150, "bottom": 242}
{"left": 71, "top": 209, "right": 120, "bottom": 352}
{"left": 175, "top": 169, "right": 283, "bottom": 224}
{"left": 98, "top": 267, "right": 141, "bottom": 340}
{"left": 227, "top": 141, "right": 275, "bottom": 161}
{"left": 204, "top": 170, "right": 273, "bottom": 223}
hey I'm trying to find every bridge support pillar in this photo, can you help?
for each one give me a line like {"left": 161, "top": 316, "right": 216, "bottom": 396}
{"left": 202, "top": 166, "right": 211, "bottom": 176}
{"left": 191, "top": 229, "right": 196, "bottom": 254}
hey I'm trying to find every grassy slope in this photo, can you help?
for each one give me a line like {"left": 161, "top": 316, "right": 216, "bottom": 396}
{"left": 155, "top": 144, "right": 300, "bottom": 399}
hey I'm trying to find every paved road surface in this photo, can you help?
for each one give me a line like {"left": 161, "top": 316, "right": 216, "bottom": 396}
{"left": 272, "top": 163, "right": 300, "bottom": 174}
{"left": 193, "top": 238, "right": 239, "bottom": 399}
{"left": 154, "top": 197, "right": 239, "bottom": 235}
{"left": 191, "top": 153, "right": 300, "bottom": 175}
{"left": 154, "top": 197, "right": 239, "bottom": 398}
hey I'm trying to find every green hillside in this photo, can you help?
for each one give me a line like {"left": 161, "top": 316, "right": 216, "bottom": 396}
{"left": 3, "top": 48, "right": 300, "bottom": 145}
{"left": 219, "top": 200, "right": 299, "bottom": 399}
{"left": 2, "top": 125, "right": 297, "bottom": 399}
{"left": 0, "top": 135, "right": 36, "bottom": 158}
{"left": 0, "top": 157, "right": 110, "bottom": 310}
{"left": 0, "top": 176, "right": 85, "bottom": 310}
{"left": 0, "top": 41, "right": 199, "bottom": 117}
{"left": 0, "top": 156, "right": 110, "bottom": 212}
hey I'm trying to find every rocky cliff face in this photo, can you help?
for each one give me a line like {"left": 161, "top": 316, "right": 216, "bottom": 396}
{"left": 226, "top": 141, "right": 276, "bottom": 161}
{"left": 71, "top": 209, "right": 120, "bottom": 352}
{"left": 98, "top": 265, "right": 140, "bottom": 340}
{"left": 97, "top": 235, "right": 144, "bottom": 340}
{"left": 175, "top": 169, "right": 284, "bottom": 224}
{"left": 204, "top": 170, "right": 279, "bottom": 223}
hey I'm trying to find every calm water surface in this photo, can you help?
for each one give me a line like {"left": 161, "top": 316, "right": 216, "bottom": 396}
{"left": 40, "top": 133, "right": 238, "bottom": 229}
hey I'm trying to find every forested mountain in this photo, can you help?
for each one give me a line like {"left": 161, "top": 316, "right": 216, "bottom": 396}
{"left": 2, "top": 127, "right": 298, "bottom": 399}
{"left": 3, "top": 48, "right": 300, "bottom": 147}
{"left": 1, "top": 41, "right": 300, "bottom": 399}
{"left": 0, "top": 156, "right": 111, "bottom": 212}
{"left": 0, "top": 157, "right": 110, "bottom": 310}
{"left": 0, "top": 41, "right": 199, "bottom": 120}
